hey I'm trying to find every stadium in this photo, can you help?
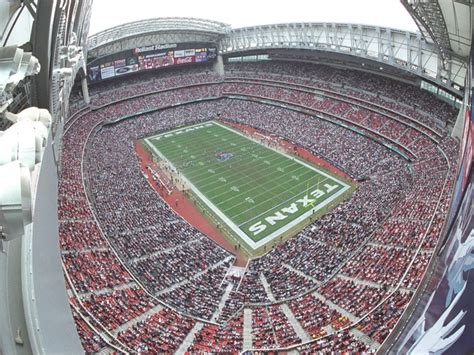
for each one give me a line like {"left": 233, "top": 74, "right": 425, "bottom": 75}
{"left": 0, "top": 0, "right": 473, "bottom": 354}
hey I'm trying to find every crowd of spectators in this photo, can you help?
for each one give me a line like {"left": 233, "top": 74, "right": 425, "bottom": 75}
{"left": 59, "top": 62, "right": 459, "bottom": 352}
{"left": 60, "top": 74, "right": 232, "bottom": 352}
{"left": 59, "top": 221, "right": 106, "bottom": 251}
{"left": 116, "top": 307, "right": 195, "bottom": 353}
{"left": 341, "top": 245, "right": 431, "bottom": 289}
{"left": 158, "top": 262, "right": 233, "bottom": 320}
{"left": 226, "top": 61, "right": 457, "bottom": 128}
{"left": 217, "top": 290, "right": 245, "bottom": 323}
{"left": 356, "top": 292, "right": 412, "bottom": 344}
{"left": 288, "top": 294, "right": 350, "bottom": 339}
{"left": 81, "top": 100, "right": 234, "bottom": 321}
{"left": 81, "top": 286, "right": 156, "bottom": 330}
{"left": 266, "top": 305, "right": 302, "bottom": 347}
{"left": 126, "top": 238, "right": 230, "bottom": 293}
{"left": 251, "top": 307, "right": 278, "bottom": 348}
{"left": 89, "top": 65, "right": 220, "bottom": 107}
{"left": 319, "top": 277, "right": 390, "bottom": 318}
{"left": 71, "top": 307, "right": 108, "bottom": 353}
{"left": 296, "top": 330, "right": 373, "bottom": 353}
{"left": 63, "top": 250, "right": 133, "bottom": 294}
{"left": 371, "top": 219, "right": 430, "bottom": 248}
{"left": 189, "top": 313, "right": 243, "bottom": 352}
{"left": 222, "top": 81, "right": 438, "bottom": 159}
{"left": 223, "top": 100, "right": 394, "bottom": 174}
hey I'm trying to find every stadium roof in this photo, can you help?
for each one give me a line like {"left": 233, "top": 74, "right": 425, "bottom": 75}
{"left": 402, "top": 0, "right": 472, "bottom": 62}
{"left": 88, "top": 17, "right": 231, "bottom": 51}
{"left": 86, "top": 17, "right": 467, "bottom": 96}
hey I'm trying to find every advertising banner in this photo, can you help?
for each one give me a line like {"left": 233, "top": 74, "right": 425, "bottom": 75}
{"left": 395, "top": 172, "right": 474, "bottom": 354}
{"left": 173, "top": 56, "right": 195, "bottom": 65}
{"left": 88, "top": 66, "right": 100, "bottom": 82}
{"left": 100, "top": 62, "right": 115, "bottom": 79}
{"left": 115, "top": 64, "right": 139, "bottom": 76}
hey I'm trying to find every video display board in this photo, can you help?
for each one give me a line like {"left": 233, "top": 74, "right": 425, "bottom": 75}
{"left": 87, "top": 43, "right": 217, "bottom": 83}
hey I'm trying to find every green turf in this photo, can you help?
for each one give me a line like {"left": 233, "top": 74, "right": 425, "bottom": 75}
{"left": 144, "top": 121, "right": 352, "bottom": 250}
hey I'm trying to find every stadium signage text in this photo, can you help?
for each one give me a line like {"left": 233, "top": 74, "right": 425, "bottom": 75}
{"left": 175, "top": 56, "right": 194, "bottom": 64}
{"left": 133, "top": 43, "right": 177, "bottom": 54}
{"left": 248, "top": 183, "right": 339, "bottom": 236}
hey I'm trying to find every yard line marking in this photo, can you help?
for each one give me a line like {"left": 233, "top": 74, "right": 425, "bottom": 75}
{"left": 187, "top": 148, "right": 277, "bottom": 182}
{"left": 218, "top": 168, "right": 322, "bottom": 215}
{"left": 211, "top": 163, "right": 308, "bottom": 203}
{"left": 198, "top": 154, "right": 295, "bottom": 191}
{"left": 236, "top": 177, "right": 330, "bottom": 227}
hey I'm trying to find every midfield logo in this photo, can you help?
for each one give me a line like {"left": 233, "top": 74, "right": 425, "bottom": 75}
{"left": 216, "top": 152, "right": 234, "bottom": 162}
{"left": 248, "top": 183, "right": 339, "bottom": 236}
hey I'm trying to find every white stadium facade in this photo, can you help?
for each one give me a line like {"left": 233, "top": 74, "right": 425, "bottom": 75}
{"left": 0, "top": 0, "right": 473, "bottom": 353}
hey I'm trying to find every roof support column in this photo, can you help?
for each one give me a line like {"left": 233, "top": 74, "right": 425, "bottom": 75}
{"left": 451, "top": 104, "right": 465, "bottom": 139}
{"left": 81, "top": 77, "right": 90, "bottom": 104}
{"left": 30, "top": 0, "right": 57, "bottom": 109}
{"left": 213, "top": 53, "right": 224, "bottom": 77}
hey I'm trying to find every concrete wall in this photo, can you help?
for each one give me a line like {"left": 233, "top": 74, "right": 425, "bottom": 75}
{"left": 23, "top": 129, "right": 83, "bottom": 354}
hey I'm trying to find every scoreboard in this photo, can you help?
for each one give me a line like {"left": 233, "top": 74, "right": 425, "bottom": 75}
{"left": 87, "top": 43, "right": 217, "bottom": 83}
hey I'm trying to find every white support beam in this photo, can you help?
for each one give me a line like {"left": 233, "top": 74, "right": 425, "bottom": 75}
{"left": 219, "top": 22, "right": 466, "bottom": 96}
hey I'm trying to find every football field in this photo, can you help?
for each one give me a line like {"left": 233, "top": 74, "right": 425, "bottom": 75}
{"left": 144, "top": 121, "right": 352, "bottom": 250}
